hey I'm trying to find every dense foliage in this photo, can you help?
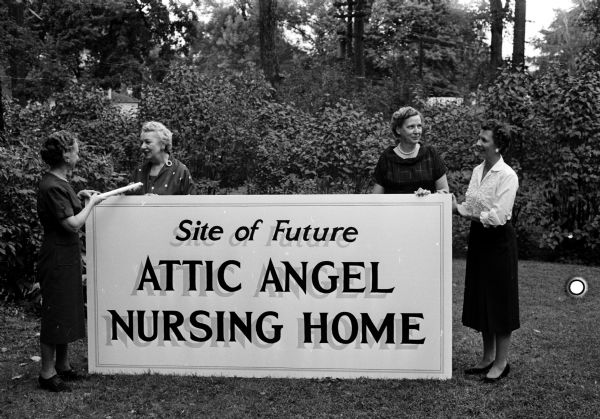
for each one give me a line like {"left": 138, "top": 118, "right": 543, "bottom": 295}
{"left": 139, "top": 63, "right": 385, "bottom": 194}
{"left": 189, "top": 0, "right": 490, "bottom": 113}
{"left": 3, "top": 54, "right": 600, "bottom": 304}
{"left": 534, "top": 0, "right": 600, "bottom": 73}
{"left": 2, "top": 0, "right": 599, "bottom": 304}
{"left": 481, "top": 60, "right": 600, "bottom": 262}
{"left": 1, "top": 0, "right": 200, "bottom": 103}
{"left": 0, "top": 85, "right": 136, "bottom": 302}
{"left": 139, "top": 64, "right": 273, "bottom": 190}
{"left": 366, "top": 0, "right": 489, "bottom": 98}
{"left": 3, "top": 52, "right": 600, "bottom": 302}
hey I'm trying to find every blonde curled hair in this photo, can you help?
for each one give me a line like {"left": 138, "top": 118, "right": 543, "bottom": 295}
{"left": 390, "top": 106, "right": 422, "bottom": 138}
{"left": 140, "top": 121, "right": 173, "bottom": 154}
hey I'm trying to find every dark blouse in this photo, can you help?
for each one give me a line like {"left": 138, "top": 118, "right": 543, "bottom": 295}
{"left": 128, "top": 158, "right": 196, "bottom": 195}
{"left": 373, "top": 144, "right": 447, "bottom": 194}
{"left": 37, "top": 173, "right": 82, "bottom": 245}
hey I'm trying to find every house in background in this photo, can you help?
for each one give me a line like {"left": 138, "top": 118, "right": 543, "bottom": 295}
{"left": 425, "top": 97, "right": 464, "bottom": 107}
{"left": 108, "top": 88, "right": 139, "bottom": 115}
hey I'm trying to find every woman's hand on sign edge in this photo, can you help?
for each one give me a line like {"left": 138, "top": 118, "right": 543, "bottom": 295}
{"left": 78, "top": 189, "right": 100, "bottom": 200}
{"left": 415, "top": 187, "right": 431, "bottom": 197}
{"left": 128, "top": 182, "right": 143, "bottom": 191}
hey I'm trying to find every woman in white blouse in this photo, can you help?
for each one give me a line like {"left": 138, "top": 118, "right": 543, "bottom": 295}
{"left": 452, "top": 120, "right": 519, "bottom": 383}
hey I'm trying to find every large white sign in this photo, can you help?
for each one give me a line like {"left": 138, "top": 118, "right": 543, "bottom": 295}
{"left": 86, "top": 194, "right": 452, "bottom": 379}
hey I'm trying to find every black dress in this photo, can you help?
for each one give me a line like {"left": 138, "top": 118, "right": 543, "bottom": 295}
{"left": 372, "top": 144, "right": 447, "bottom": 193}
{"left": 37, "top": 173, "right": 86, "bottom": 344}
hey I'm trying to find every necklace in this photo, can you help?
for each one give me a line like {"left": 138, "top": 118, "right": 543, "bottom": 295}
{"left": 395, "top": 143, "right": 419, "bottom": 158}
{"left": 397, "top": 147, "right": 415, "bottom": 155}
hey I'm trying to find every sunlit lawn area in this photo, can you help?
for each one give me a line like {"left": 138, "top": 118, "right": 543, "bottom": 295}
{"left": 1, "top": 259, "right": 599, "bottom": 418}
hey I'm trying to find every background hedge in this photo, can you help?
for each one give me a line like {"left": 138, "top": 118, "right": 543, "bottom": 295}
{"left": 1, "top": 59, "right": 599, "bottom": 303}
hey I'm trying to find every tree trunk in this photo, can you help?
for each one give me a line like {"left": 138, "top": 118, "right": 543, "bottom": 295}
{"left": 8, "top": 0, "right": 26, "bottom": 104}
{"left": 346, "top": 0, "right": 354, "bottom": 58}
{"left": 0, "top": 76, "right": 4, "bottom": 135}
{"left": 512, "top": 0, "right": 526, "bottom": 69}
{"left": 489, "top": 0, "right": 504, "bottom": 76}
{"left": 258, "top": 0, "right": 280, "bottom": 85}
{"left": 338, "top": 30, "right": 347, "bottom": 59}
{"left": 354, "top": 0, "right": 365, "bottom": 78}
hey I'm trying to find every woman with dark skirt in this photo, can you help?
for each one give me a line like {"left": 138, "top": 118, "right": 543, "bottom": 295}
{"left": 37, "top": 131, "right": 106, "bottom": 392}
{"left": 452, "top": 120, "right": 519, "bottom": 383}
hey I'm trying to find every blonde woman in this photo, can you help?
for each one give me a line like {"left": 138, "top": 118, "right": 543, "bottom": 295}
{"left": 129, "top": 121, "right": 196, "bottom": 195}
{"left": 373, "top": 106, "right": 449, "bottom": 195}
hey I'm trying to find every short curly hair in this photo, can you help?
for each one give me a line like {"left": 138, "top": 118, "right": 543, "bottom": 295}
{"left": 40, "top": 130, "right": 78, "bottom": 167}
{"left": 390, "top": 106, "right": 422, "bottom": 138}
{"left": 481, "top": 119, "right": 513, "bottom": 154}
{"left": 140, "top": 121, "right": 173, "bottom": 154}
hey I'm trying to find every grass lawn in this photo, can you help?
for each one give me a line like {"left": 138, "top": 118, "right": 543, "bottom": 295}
{"left": 1, "top": 259, "right": 599, "bottom": 418}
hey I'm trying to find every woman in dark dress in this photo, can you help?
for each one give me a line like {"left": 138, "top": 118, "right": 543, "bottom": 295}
{"left": 128, "top": 121, "right": 196, "bottom": 195}
{"left": 452, "top": 120, "right": 519, "bottom": 382}
{"left": 373, "top": 106, "right": 449, "bottom": 195}
{"left": 37, "top": 131, "right": 106, "bottom": 392}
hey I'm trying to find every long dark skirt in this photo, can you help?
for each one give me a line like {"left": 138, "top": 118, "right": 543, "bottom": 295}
{"left": 38, "top": 240, "right": 86, "bottom": 345}
{"left": 462, "top": 221, "right": 520, "bottom": 334}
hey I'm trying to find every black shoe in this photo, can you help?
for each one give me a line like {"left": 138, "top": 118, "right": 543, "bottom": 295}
{"left": 57, "top": 368, "right": 87, "bottom": 381}
{"left": 39, "top": 375, "right": 72, "bottom": 392}
{"left": 483, "top": 363, "right": 510, "bottom": 383}
{"left": 464, "top": 362, "right": 494, "bottom": 375}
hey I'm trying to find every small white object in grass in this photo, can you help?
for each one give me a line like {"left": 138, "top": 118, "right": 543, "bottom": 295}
{"left": 565, "top": 276, "right": 588, "bottom": 298}
{"left": 30, "top": 355, "right": 41, "bottom": 362}
{"left": 11, "top": 375, "right": 23, "bottom": 380}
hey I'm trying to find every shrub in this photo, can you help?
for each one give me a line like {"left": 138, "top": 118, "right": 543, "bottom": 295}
{"left": 423, "top": 103, "right": 482, "bottom": 256}
{"left": 0, "top": 140, "right": 43, "bottom": 301}
{"left": 478, "top": 63, "right": 600, "bottom": 262}
{"left": 248, "top": 99, "right": 387, "bottom": 194}
{"left": 139, "top": 63, "right": 273, "bottom": 188}
{"left": 0, "top": 86, "right": 138, "bottom": 302}
{"left": 4, "top": 57, "right": 600, "bottom": 304}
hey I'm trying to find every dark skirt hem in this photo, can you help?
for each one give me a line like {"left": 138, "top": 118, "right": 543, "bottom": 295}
{"left": 462, "top": 221, "right": 520, "bottom": 334}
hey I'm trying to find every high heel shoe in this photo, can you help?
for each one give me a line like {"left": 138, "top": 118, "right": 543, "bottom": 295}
{"left": 38, "top": 375, "right": 71, "bottom": 392}
{"left": 483, "top": 363, "right": 510, "bottom": 383}
{"left": 464, "top": 362, "right": 494, "bottom": 375}
{"left": 57, "top": 368, "right": 87, "bottom": 381}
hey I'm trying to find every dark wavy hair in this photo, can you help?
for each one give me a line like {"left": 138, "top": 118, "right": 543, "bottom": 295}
{"left": 40, "top": 130, "right": 78, "bottom": 167}
{"left": 390, "top": 106, "right": 422, "bottom": 138}
{"left": 480, "top": 119, "right": 513, "bottom": 154}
